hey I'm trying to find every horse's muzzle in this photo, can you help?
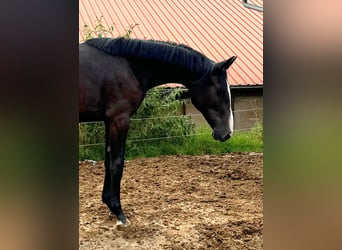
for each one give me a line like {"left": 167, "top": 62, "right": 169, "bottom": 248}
{"left": 212, "top": 130, "right": 233, "bottom": 142}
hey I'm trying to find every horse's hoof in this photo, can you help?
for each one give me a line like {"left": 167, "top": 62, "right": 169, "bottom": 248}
{"left": 116, "top": 218, "right": 130, "bottom": 225}
{"left": 116, "top": 219, "right": 130, "bottom": 230}
{"left": 108, "top": 211, "right": 129, "bottom": 226}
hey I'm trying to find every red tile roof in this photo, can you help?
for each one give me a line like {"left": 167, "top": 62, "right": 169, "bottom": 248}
{"left": 79, "top": 0, "right": 263, "bottom": 86}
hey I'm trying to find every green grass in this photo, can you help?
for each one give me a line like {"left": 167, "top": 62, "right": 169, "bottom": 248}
{"left": 79, "top": 123, "right": 263, "bottom": 161}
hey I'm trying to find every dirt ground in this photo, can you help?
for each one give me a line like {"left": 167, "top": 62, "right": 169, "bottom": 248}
{"left": 79, "top": 153, "right": 263, "bottom": 249}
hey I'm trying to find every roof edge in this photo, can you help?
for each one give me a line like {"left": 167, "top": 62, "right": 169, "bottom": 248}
{"left": 231, "top": 84, "right": 263, "bottom": 89}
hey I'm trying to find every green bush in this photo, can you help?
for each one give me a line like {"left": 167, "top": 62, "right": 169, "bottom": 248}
{"left": 79, "top": 122, "right": 105, "bottom": 160}
{"left": 129, "top": 88, "right": 193, "bottom": 139}
{"left": 79, "top": 87, "right": 195, "bottom": 160}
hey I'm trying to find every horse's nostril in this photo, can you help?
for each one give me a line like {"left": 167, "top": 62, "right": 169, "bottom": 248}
{"left": 224, "top": 131, "right": 233, "bottom": 141}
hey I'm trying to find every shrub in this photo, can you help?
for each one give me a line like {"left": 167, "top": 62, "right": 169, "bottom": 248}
{"left": 79, "top": 87, "right": 194, "bottom": 160}
{"left": 80, "top": 16, "right": 138, "bottom": 42}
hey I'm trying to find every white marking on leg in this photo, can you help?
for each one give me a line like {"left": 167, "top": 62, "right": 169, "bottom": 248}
{"left": 116, "top": 220, "right": 123, "bottom": 226}
{"left": 116, "top": 218, "right": 130, "bottom": 227}
{"left": 107, "top": 145, "right": 110, "bottom": 152}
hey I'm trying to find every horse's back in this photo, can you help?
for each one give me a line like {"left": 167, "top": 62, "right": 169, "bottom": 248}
{"left": 79, "top": 43, "right": 144, "bottom": 122}
{"left": 79, "top": 43, "right": 121, "bottom": 82}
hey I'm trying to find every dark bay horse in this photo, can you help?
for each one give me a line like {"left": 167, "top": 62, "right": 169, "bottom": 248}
{"left": 79, "top": 37, "right": 237, "bottom": 225}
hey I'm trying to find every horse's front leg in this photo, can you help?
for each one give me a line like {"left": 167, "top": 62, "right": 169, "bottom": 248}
{"left": 104, "top": 116, "right": 129, "bottom": 225}
{"left": 101, "top": 121, "right": 111, "bottom": 209}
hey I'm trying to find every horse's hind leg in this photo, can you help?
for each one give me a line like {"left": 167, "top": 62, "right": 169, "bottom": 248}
{"left": 102, "top": 118, "right": 129, "bottom": 224}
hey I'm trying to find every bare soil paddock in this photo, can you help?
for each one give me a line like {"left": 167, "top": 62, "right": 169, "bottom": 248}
{"left": 79, "top": 153, "right": 263, "bottom": 249}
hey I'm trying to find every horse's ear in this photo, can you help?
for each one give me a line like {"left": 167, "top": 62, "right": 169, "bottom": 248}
{"left": 213, "top": 56, "right": 237, "bottom": 73}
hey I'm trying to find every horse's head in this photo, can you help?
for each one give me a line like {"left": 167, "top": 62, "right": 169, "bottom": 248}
{"left": 189, "top": 56, "right": 237, "bottom": 142}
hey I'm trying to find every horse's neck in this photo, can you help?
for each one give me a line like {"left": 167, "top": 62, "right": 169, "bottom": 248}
{"left": 128, "top": 58, "right": 201, "bottom": 90}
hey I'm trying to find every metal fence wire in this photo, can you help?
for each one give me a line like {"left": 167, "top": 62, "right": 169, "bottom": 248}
{"left": 79, "top": 107, "right": 263, "bottom": 147}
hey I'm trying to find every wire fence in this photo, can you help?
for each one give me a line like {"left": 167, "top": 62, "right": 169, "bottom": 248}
{"left": 80, "top": 108, "right": 263, "bottom": 124}
{"left": 79, "top": 107, "right": 263, "bottom": 148}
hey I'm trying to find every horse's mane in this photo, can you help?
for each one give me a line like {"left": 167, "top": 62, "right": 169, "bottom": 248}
{"left": 85, "top": 37, "right": 214, "bottom": 76}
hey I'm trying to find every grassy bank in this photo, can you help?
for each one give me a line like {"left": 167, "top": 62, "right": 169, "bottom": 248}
{"left": 79, "top": 123, "right": 263, "bottom": 161}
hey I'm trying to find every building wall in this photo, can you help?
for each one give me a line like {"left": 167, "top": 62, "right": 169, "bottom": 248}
{"left": 232, "top": 95, "right": 263, "bottom": 130}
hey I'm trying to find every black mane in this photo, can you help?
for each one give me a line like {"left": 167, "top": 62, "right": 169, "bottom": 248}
{"left": 85, "top": 37, "right": 214, "bottom": 76}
